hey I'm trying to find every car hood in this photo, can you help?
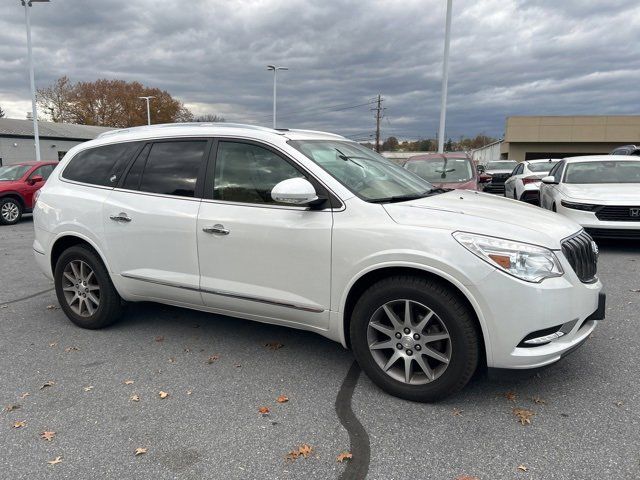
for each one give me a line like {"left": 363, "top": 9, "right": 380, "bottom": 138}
{"left": 561, "top": 183, "right": 640, "bottom": 203}
{"left": 486, "top": 169, "right": 513, "bottom": 175}
{"left": 430, "top": 179, "right": 477, "bottom": 190}
{"left": 383, "top": 190, "right": 581, "bottom": 249}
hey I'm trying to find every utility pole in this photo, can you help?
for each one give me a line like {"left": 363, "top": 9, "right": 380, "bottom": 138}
{"left": 438, "top": 0, "right": 453, "bottom": 153}
{"left": 373, "top": 94, "right": 384, "bottom": 152}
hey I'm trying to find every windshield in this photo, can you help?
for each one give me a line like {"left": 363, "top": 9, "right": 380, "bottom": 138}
{"left": 0, "top": 165, "right": 30, "bottom": 181}
{"left": 528, "top": 161, "right": 558, "bottom": 173}
{"left": 288, "top": 140, "right": 434, "bottom": 202}
{"left": 405, "top": 157, "right": 473, "bottom": 183}
{"left": 487, "top": 161, "right": 517, "bottom": 170}
{"left": 564, "top": 161, "right": 640, "bottom": 184}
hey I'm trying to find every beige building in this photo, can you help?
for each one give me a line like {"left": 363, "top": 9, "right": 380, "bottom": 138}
{"left": 499, "top": 116, "right": 640, "bottom": 162}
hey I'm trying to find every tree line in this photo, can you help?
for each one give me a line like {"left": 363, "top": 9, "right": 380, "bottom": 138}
{"left": 33, "top": 76, "right": 223, "bottom": 127}
{"left": 379, "top": 134, "right": 497, "bottom": 152}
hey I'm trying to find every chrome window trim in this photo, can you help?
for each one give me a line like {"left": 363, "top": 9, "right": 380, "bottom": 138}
{"left": 121, "top": 273, "right": 324, "bottom": 313}
{"left": 111, "top": 188, "right": 202, "bottom": 203}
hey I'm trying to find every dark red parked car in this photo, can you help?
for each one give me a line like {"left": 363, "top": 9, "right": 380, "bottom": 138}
{"left": 0, "top": 161, "right": 57, "bottom": 225}
{"left": 403, "top": 153, "right": 479, "bottom": 190}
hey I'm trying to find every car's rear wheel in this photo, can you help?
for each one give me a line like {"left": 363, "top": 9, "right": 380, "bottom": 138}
{"left": 350, "top": 276, "right": 480, "bottom": 402}
{"left": 54, "top": 245, "right": 123, "bottom": 329}
{"left": 0, "top": 198, "right": 23, "bottom": 225}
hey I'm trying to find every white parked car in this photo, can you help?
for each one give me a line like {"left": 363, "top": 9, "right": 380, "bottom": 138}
{"left": 504, "top": 159, "right": 560, "bottom": 204}
{"left": 33, "top": 124, "right": 605, "bottom": 401}
{"left": 540, "top": 155, "right": 640, "bottom": 239}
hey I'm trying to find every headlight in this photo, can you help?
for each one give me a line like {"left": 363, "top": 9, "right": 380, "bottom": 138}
{"left": 560, "top": 200, "right": 599, "bottom": 212}
{"left": 453, "top": 232, "right": 563, "bottom": 283}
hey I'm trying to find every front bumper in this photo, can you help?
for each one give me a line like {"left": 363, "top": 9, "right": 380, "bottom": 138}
{"left": 469, "top": 254, "right": 603, "bottom": 369}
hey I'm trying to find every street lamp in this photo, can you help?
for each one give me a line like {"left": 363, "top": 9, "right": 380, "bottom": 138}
{"left": 21, "top": 0, "right": 49, "bottom": 162}
{"left": 267, "top": 65, "right": 288, "bottom": 129}
{"left": 138, "top": 96, "right": 155, "bottom": 125}
{"left": 437, "top": 0, "right": 453, "bottom": 154}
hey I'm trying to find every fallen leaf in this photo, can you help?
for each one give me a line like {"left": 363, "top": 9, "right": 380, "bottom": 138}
{"left": 183, "top": 347, "right": 191, "bottom": 353}
{"left": 40, "top": 381, "right": 55, "bottom": 390}
{"left": 4, "top": 404, "right": 21, "bottom": 412}
{"left": 168, "top": 357, "right": 176, "bottom": 363}
{"left": 41, "top": 431, "right": 56, "bottom": 441}
{"left": 47, "top": 456, "right": 63, "bottom": 465}
{"left": 452, "top": 408, "right": 463, "bottom": 417}
{"left": 0, "top": 304, "right": 7, "bottom": 309}
{"left": 503, "top": 391, "right": 517, "bottom": 402}
{"left": 276, "top": 395, "right": 289, "bottom": 404}
{"left": 158, "top": 391, "right": 169, "bottom": 399}
{"left": 234, "top": 364, "right": 242, "bottom": 368}
{"left": 130, "top": 394, "right": 140, "bottom": 402}
{"left": 134, "top": 447, "right": 147, "bottom": 456}
{"left": 207, "top": 355, "right": 220, "bottom": 364}
{"left": 615, "top": 401, "right": 624, "bottom": 407}
{"left": 186, "top": 390, "right": 193, "bottom": 395}
{"left": 19, "top": 392, "right": 30, "bottom": 399}
{"left": 265, "top": 342, "right": 284, "bottom": 350}
{"left": 64, "top": 346, "right": 80, "bottom": 352}
{"left": 123, "top": 380, "right": 134, "bottom": 385}
{"left": 258, "top": 406, "right": 270, "bottom": 415}
{"left": 154, "top": 336, "right": 164, "bottom": 342}
{"left": 513, "top": 408, "right": 535, "bottom": 426}
{"left": 629, "top": 288, "right": 640, "bottom": 293}
{"left": 517, "top": 464, "right": 529, "bottom": 472}
{"left": 336, "top": 451, "right": 352, "bottom": 463}
{"left": 83, "top": 386, "right": 94, "bottom": 392}
{"left": 12, "top": 421, "right": 26, "bottom": 429}
{"left": 49, "top": 342, "right": 57, "bottom": 347}
{"left": 46, "top": 305, "right": 59, "bottom": 310}
{"left": 286, "top": 444, "right": 313, "bottom": 461}
{"left": 532, "top": 396, "right": 546, "bottom": 405}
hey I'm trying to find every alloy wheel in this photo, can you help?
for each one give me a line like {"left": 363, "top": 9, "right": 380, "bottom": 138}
{"left": 61, "top": 260, "right": 100, "bottom": 317}
{"left": 367, "top": 299, "right": 452, "bottom": 385}
{"left": 1, "top": 201, "right": 19, "bottom": 223}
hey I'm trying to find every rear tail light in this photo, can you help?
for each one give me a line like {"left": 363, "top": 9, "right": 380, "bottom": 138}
{"left": 522, "top": 176, "right": 541, "bottom": 185}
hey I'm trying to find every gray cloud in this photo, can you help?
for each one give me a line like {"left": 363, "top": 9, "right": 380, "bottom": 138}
{"left": 1, "top": 0, "right": 639, "bottom": 140}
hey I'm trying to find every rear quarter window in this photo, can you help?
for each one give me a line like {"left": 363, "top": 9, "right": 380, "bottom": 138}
{"left": 62, "top": 142, "right": 142, "bottom": 187}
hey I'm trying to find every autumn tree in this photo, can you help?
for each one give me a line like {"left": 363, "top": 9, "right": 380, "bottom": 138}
{"left": 381, "top": 136, "right": 399, "bottom": 151}
{"left": 192, "top": 114, "right": 225, "bottom": 122}
{"left": 37, "top": 77, "right": 193, "bottom": 128}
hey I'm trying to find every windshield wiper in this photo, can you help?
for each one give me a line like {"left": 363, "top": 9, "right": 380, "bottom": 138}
{"left": 369, "top": 188, "right": 450, "bottom": 204}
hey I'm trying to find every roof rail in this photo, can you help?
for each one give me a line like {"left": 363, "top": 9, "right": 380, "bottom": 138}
{"left": 285, "top": 128, "right": 346, "bottom": 139}
{"left": 96, "top": 122, "right": 283, "bottom": 139}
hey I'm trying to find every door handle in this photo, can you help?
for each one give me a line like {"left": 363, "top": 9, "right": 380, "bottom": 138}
{"left": 203, "top": 224, "right": 229, "bottom": 235}
{"left": 109, "top": 213, "right": 131, "bottom": 223}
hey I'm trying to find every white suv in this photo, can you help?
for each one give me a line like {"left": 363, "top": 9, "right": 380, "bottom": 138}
{"left": 33, "top": 123, "right": 605, "bottom": 401}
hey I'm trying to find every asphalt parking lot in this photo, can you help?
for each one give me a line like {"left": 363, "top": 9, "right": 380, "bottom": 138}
{"left": 1, "top": 217, "right": 639, "bottom": 480}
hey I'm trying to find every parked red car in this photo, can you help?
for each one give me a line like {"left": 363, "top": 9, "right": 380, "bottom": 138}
{"left": 403, "top": 153, "right": 479, "bottom": 190}
{"left": 0, "top": 161, "right": 57, "bottom": 225}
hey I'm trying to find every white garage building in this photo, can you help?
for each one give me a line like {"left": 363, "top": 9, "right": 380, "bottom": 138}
{"left": 0, "top": 118, "right": 112, "bottom": 166}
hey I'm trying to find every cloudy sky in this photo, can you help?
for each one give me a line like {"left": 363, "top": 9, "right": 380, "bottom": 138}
{"left": 1, "top": 0, "right": 639, "bottom": 141}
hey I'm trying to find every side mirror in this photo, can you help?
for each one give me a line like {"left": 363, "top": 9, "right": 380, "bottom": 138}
{"left": 541, "top": 175, "right": 557, "bottom": 185}
{"left": 271, "top": 178, "right": 319, "bottom": 205}
{"left": 476, "top": 165, "right": 485, "bottom": 174}
{"left": 27, "top": 175, "right": 44, "bottom": 185}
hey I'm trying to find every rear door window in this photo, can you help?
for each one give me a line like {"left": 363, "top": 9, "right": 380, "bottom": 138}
{"left": 137, "top": 141, "right": 207, "bottom": 198}
{"left": 62, "top": 142, "right": 142, "bottom": 186}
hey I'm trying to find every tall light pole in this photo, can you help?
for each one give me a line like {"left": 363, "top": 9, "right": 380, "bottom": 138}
{"left": 437, "top": 0, "right": 453, "bottom": 153}
{"left": 138, "top": 96, "right": 155, "bottom": 125}
{"left": 21, "top": 0, "right": 49, "bottom": 162}
{"left": 267, "top": 65, "right": 287, "bottom": 129}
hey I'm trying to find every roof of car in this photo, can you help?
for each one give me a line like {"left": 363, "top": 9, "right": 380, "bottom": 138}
{"left": 95, "top": 123, "right": 347, "bottom": 143}
{"left": 525, "top": 158, "right": 561, "bottom": 164}
{"left": 562, "top": 155, "right": 640, "bottom": 163}
{"left": 10, "top": 161, "right": 58, "bottom": 167}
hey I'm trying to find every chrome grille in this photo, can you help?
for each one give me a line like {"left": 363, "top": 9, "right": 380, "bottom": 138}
{"left": 561, "top": 231, "right": 598, "bottom": 283}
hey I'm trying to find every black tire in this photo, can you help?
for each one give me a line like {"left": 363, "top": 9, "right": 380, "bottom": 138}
{"left": 552, "top": 203, "right": 557, "bottom": 212}
{"left": 54, "top": 245, "right": 124, "bottom": 329}
{"left": 350, "top": 276, "right": 480, "bottom": 402}
{"left": 0, "top": 197, "right": 23, "bottom": 225}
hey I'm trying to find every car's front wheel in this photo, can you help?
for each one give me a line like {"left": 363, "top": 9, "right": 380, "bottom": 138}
{"left": 350, "top": 276, "right": 480, "bottom": 402}
{"left": 0, "top": 197, "right": 23, "bottom": 225}
{"left": 54, "top": 245, "right": 124, "bottom": 329}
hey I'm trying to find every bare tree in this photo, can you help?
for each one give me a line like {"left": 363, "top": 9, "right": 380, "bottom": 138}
{"left": 192, "top": 114, "right": 225, "bottom": 123}
{"left": 0, "top": 104, "right": 5, "bottom": 118}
